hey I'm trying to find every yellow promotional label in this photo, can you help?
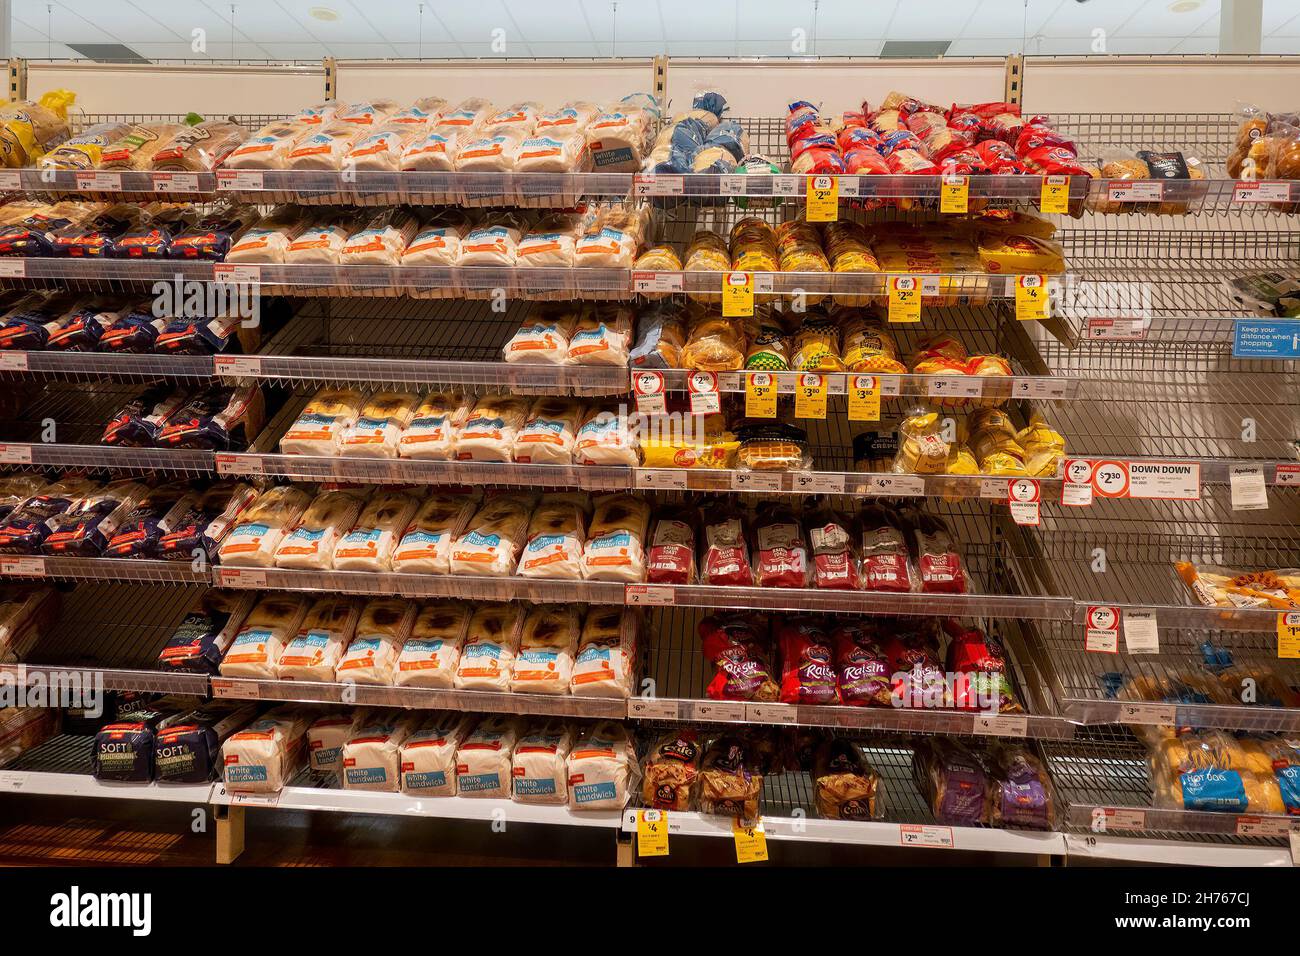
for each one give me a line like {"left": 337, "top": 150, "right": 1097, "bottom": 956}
{"left": 1040, "top": 175, "right": 1069, "bottom": 214}
{"left": 1279, "top": 612, "right": 1300, "bottom": 660}
{"left": 888, "top": 276, "right": 921, "bottom": 324}
{"left": 806, "top": 174, "right": 838, "bottom": 222}
{"left": 847, "top": 374, "right": 881, "bottom": 421}
{"left": 733, "top": 819, "right": 769, "bottom": 863}
{"left": 722, "top": 271, "right": 754, "bottom": 318}
{"left": 1015, "top": 274, "right": 1049, "bottom": 322}
{"left": 940, "top": 175, "right": 969, "bottom": 214}
{"left": 794, "top": 372, "right": 827, "bottom": 419}
{"left": 745, "top": 371, "right": 777, "bottom": 418}
{"left": 636, "top": 809, "right": 670, "bottom": 857}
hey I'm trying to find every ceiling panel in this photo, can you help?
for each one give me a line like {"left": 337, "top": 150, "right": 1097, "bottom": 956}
{"left": 274, "top": 0, "right": 387, "bottom": 43}
{"left": 960, "top": 0, "right": 1059, "bottom": 40}
{"left": 15, "top": 0, "right": 117, "bottom": 43}
{"left": 886, "top": 0, "right": 981, "bottom": 40}
{"left": 659, "top": 0, "right": 738, "bottom": 40}
{"left": 1117, "top": 0, "right": 1222, "bottom": 36}
{"left": 1037, "top": 0, "right": 1155, "bottom": 37}
{"left": 582, "top": 0, "right": 660, "bottom": 44}
{"left": 504, "top": 0, "right": 598, "bottom": 42}
{"left": 807, "top": 0, "right": 898, "bottom": 38}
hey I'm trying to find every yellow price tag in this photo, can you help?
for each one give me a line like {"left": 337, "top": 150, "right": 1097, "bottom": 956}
{"left": 1015, "top": 274, "right": 1049, "bottom": 322}
{"left": 888, "top": 276, "right": 921, "bottom": 323}
{"left": 636, "top": 809, "right": 670, "bottom": 857}
{"left": 745, "top": 371, "right": 777, "bottom": 418}
{"left": 1040, "top": 174, "right": 1069, "bottom": 214}
{"left": 732, "top": 818, "right": 769, "bottom": 864}
{"left": 940, "top": 174, "right": 969, "bottom": 214}
{"left": 722, "top": 271, "right": 754, "bottom": 317}
{"left": 793, "top": 372, "right": 827, "bottom": 419}
{"left": 806, "top": 174, "right": 838, "bottom": 222}
{"left": 1279, "top": 612, "right": 1300, "bottom": 659}
{"left": 847, "top": 374, "right": 881, "bottom": 421}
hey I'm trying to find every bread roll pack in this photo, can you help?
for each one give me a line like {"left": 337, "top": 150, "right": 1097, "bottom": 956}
{"left": 455, "top": 395, "right": 531, "bottom": 462}
{"left": 513, "top": 397, "right": 584, "bottom": 465}
{"left": 574, "top": 408, "right": 639, "bottom": 467}
{"left": 501, "top": 305, "right": 579, "bottom": 365}
{"left": 280, "top": 388, "right": 364, "bottom": 456}
{"left": 394, "top": 601, "right": 472, "bottom": 688}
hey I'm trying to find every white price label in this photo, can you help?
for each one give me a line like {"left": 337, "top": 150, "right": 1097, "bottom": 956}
{"left": 862, "top": 474, "right": 925, "bottom": 497}
{"left": 1122, "top": 610, "right": 1160, "bottom": 654}
{"left": 0, "top": 171, "right": 20, "bottom": 190}
{"left": 0, "top": 443, "right": 32, "bottom": 464}
{"left": 791, "top": 472, "right": 846, "bottom": 495}
{"left": 634, "top": 469, "right": 688, "bottom": 491}
{"left": 632, "top": 173, "right": 684, "bottom": 196}
{"left": 631, "top": 271, "right": 683, "bottom": 294}
{"left": 1233, "top": 181, "right": 1294, "bottom": 203}
{"left": 900, "top": 824, "right": 954, "bottom": 849}
{"left": 0, "top": 556, "right": 45, "bottom": 577}
{"left": 1090, "top": 807, "right": 1147, "bottom": 832}
{"left": 0, "top": 260, "right": 26, "bottom": 278}
{"left": 210, "top": 678, "right": 238, "bottom": 698}
{"left": 1124, "top": 461, "right": 1200, "bottom": 501}
{"left": 230, "top": 791, "right": 280, "bottom": 808}
{"left": 75, "top": 171, "right": 121, "bottom": 191}
{"left": 217, "top": 170, "right": 265, "bottom": 190}
{"left": 627, "top": 698, "right": 681, "bottom": 720}
{"left": 730, "top": 472, "right": 784, "bottom": 493}
{"left": 152, "top": 172, "right": 200, "bottom": 193}
{"left": 214, "top": 453, "right": 263, "bottom": 477}
{"left": 837, "top": 176, "right": 860, "bottom": 198}
{"left": 1084, "top": 605, "right": 1120, "bottom": 653}
{"left": 1007, "top": 478, "right": 1041, "bottom": 526}
{"left": 213, "top": 264, "right": 262, "bottom": 284}
{"left": 689, "top": 701, "right": 747, "bottom": 722}
{"left": 719, "top": 174, "right": 747, "bottom": 195}
{"left": 1229, "top": 465, "right": 1268, "bottom": 511}
{"left": 1276, "top": 464, "right": 1300, "bottom": 487}
{"left": 0, "top": 351, "right": 29, "bottom": 371}
{"left": 624, "top": 584, "right": 675, "bottom": 606}
{"left": 979, "top": 479, "right": 1008, "bottom": 500}
{"left": 1117, "top": 702, "right": 1176, "bottom": 724}
{"left": 213, "top": 355, "right": 263, "bottom": 377}
{"left": 0, "top": 771, "right": 24, "bottom": 791}
{"left": 1085, "top": 317, "right": 1147, "bottom": 340}
{"left": 216, "top": 567, "right": 267, "bottom": 588}
{"left": 1012, "top": 377, "right": 1067, "bottom": 399}
{"left": 926, "top": 376, "right": 983, "bottom": 399}
{"left": 771, "top": 175, "right": 802, "bottom": 196}
{"left": 1061, "top": 482, "right": 1093, "bottom": 507}
{"left": 746, "top": 703, "right": 799, "bottom": 724}
{"left": 972, "top": 714, "right": 1028, "bottom": 738}
{"left": 1235, "top": 815, "right": 1291, "bottom": 837}
{"left": 1107, "top": 180, "right": 1164, "bottom": 202}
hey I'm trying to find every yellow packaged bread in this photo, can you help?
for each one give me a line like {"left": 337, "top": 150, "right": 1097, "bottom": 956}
{"left": 640, "top": 415, "right": 739, "bottom": 469}
{"left": 894, "top": 407, "right": 949, "bottom": 474}
{"left": 633, "top": 244, "right": 682, "bottom": 271}
{"left": 681, "top": 314, "right": 745, "bottom": 371}
{"left": 0, "top": 90, "right": 75, "bottom": 167}
{"left": 841, "top": 316, "right": 906, "bottom": 374}
{"left": 945, "top": 444, "right": 979, "bottom": 475}
{"left": 976, "top": 233, "right": 1066, "bottom": 274}
{"left": 790, "top": 315, "right": 844, "bottom": 371}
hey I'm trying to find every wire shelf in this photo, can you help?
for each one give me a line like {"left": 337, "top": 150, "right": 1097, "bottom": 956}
{"left": 0, "top": 556, "right": 208, "bottom": 585}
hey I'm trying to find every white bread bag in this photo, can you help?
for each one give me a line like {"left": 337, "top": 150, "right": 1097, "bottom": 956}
{"left": 584, "top": 108, "right": 650, "bottom": 172}
{"left": 458, "top": 215, "right": 525, "bottom": 266}
{"left": 516, "top": 493, "right": 587, "bottom": 580}
{"left": 394, "top": 601, "right": 471, "bottom": 688}
{"left": 481, "top": 102, "right": 542, "bottom": 136}
{"left": 515, "top": 213, "right": 582, "bottom": 268}
{"left": 344, "top": 124, "right": 418, "bottom": 172}
{"left": 274, "top": 488, "right": 368, "bottom": 570}
{"left": 217, "top": 485, "right": 312, "bottom": 568}
{"left": 274, "top": 596, "right": 361, "bottom": 681}
{"left": 454, "top": 603, "right": 525, "bottom": 692}
{"left": 566, "top": 304, "right": 633, "bottom": 366}
{"left": 513, "top": 397, "right": 584, "bottom": 466}
{"left": 455, "top": 715, "right": 520, "bottom": 798}
{"left": 510, "top": 604, "right": 581, "bottom": 695}
{"left": 334, "top": 100, "right": 399, "bottom": 126}
{"left": 511, "top": 718, "right": 574, "bottom": 805}
{"left": 279, "top": 388, "right": 364, "bottom": 456}
{"left": 501, "top": 304, "right": 580, "bottom": 365}
{"left": 397, "top": 391, "right": 471, "bottom": 461}
{"left": 335, "top": 597, "right": 416, "bottom": 686}
{"left": 284, "top": 210, "right": 364, "bottom": 265}
{"left": 449, "top": 493, "right": 535, "bottom": 577}
{"left": 454, "top": 129, "right": 526, "bottom": 172}
{"left": 535, "top": 103, "right": 599, "bottom": 139}
{"left": 340, "top": 208, "right": 420, "bottom": 266}
{"left": 341, "top": 711, "right": 421, "bottom": 792}
{"left": 455, "top": 394, "right": 532, "bottom": 462}
{"left": 400, "top": 129, "right": 465, "bottom": 172}
{"left": 219, "top": 594, "right": 310, "bottom": 679}
{"left": 285, "top": 123, "right": 359, "bottom": 170}
{"left": 391, "top": 492, "right": 477, "bottom": 575}
{"left": 306, "top": 710, "right": 362, "bottom": 774}
{"left": 387, "top": 96, "right": 447, "bottom": 128}
{"left": 221, "top": 706, "right": 311, "bottom": 793}
{"left": 401, "top": 217, "right": 467, "bottom": 266}
{"left": 516, "top": 134, "right": 586, "bottom": 174}
{"left": 332, "top": 490, "right": 420, "bottom": 571}
{"left": 581, "top": 493, "right": 651, "bottom": 582}
{"left": 574, "top": 408, "right": 639, "bottom": 467}
{"left": 566, "top": 720, "right": 640, "bottom": 810}
{"left": 224, "top": 122, "right": 303, "bottom": 169}
{"left": 435, "top": 98, "right": 493, "bottom": 134}
{"left": 571, "top": 607, "right": 637, "bottom": 698}
{"left": 400, "top": 712, "right": 472, "bottom": 796}
{"left": 225, "top": 207, "right": 307, "bottom": 264}
{"left": 339, "top": 391, "right": 420, "bottom": 458}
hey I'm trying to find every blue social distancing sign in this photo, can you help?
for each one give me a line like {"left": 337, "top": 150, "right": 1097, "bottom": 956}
{"left": 1232, "top": 320, "right": 1300, "bottom": 359}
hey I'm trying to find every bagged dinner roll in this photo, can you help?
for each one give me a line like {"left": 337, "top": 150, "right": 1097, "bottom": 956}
{"left": 341, "top": 207, "right": 420, "bottom": 265}
{"left": 222, "top": 706, "right": 311, "bottom": 793}
{"left": 391, "top": 492, "right": 478, "bottom": 574}
{"left": 400, "top": 712, "right": 472, "bottom": 796}
{"left": 219, "top": 594, "right": 311, "bottom": 679}
{"left": 502, "top": 304, "right": 580, "bottom": 365}
{"left": 397, "top": 391, "right": 471, "bottom": 461}
{"left": 341, "top": 711, "right": 421, "bottom": 792}
{"left": 517, "top": 493, "right": 588, "bottom": 580}
{"left": 455, "top": 394, "right": 532, "bottom": 462}
{"left": 395, "top": 601, "right": 472, "bottom": 688}
{"left": 513, "top": 397, "right": 584, "bottom": 465}
{"left": 217, "top": 485, "right": 312, "bottom": 568}
{"left": 574, "top": 407, "right": 639, "bottom": 467}
{"left": 455, "top": 604, "right": 525, "bottom": 692}
{"left": 456, "top": 715, "right": 519, "bottom": 798}
{"left": 512, "top": 719, "right": 574, "bottom": 804}
{"left": 582, "top": 494, "right": 651, "bottom": 582}
{"left": 306, "top": 711, "right": 361, "bottom": 774}
{"left": 339, "top": 390, "right": 420, "bottom": 458}
{"left": 279, "top": 388, "right": 364, "bottom": 456}
{"left": 274, "top": 488, "right": 368, "bottom": 570}
{"left": 335, "top": 597, "right": 416, "bottom": 686}
{"left": 333, "top": 489, "right": 420, "bottom": 571}
{"left": 567, "top": 720, "right": 639, "bottom": 810}
{"left": 450, "top": 493, "right": 535, "bottom": 577}
{"left": 571, "top": 607, "right": 637, "bottom": 698}
{"left": 567, "top": 304, "right": 633, "bottom": 366}
{"left": 274, "top": 595, "right": 361, "bottom": 681}
{"left": 510, "top": 605, "right": 581, "bottom": 695}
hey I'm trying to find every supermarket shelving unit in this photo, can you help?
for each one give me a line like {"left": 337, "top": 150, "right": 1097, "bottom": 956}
{"left": 1, "top": 57, "right": 1298, "bottom": 868}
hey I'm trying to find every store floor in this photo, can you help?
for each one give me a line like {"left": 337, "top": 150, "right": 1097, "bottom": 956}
{"left": 0, "top": 797, "right": 1057, "bottom": 866}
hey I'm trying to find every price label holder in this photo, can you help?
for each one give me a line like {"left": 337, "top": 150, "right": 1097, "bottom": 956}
{"left": 1116, "top": 460, "right": 1200, "bottom": 501}
{"left": 1015, "top": 274, "right": 1049, "bottom": 322}
{"left": 690, "top": 700, "right": 746, "bottom": 722}
{"left": 1013, "top": 376, "right": 1067, "bottom": 400}
{"left": 979, "top": 478, "right": 1009, "bottom": 501}
{"left": 900, "top": 824, "right": 954, "bottom": 849}
{"left": 633, "top": 370, "right": 667, "bottom": 415}
{"left": 215, "top": 453, "right": 264, "bottom": 477}
{"left": 745, "top": 372, "right": 777, "bottom": 418}
{"left": 625, "top": 585, "right": 675, "bottom": 607}
{"left": 217, "top": 169, "right": 264, "bottom": 190}
{"left": 1084, "top": 605, "right": 1120, "bottom": 653}
{"left": 632, "top": 173, "right": 684, "bottom": 197}
{"left": 0, "top": 351, "right": 28, "bottom": 371}
{"left": 1229, "top": 464, "right": 1268, "bottom": 511}
{"left": 1007, "top": 478, "right": 1041, "bottom": 526}
{"left": 792, "top": 472, "right": 846, "bottom": 495}
{"left": 972, "top": 714, "right": 1028, "bottom": 738}
{"left": 746, "top": 703, "right": 799, "bottom": 724}
{"left": 152, "top": 172, "right": 200, "bottom": 193}
{"left": 634, "top": 469, "right": 688, "bottom": 491}
{"left": 688, "top": 371, "right": 720, "bottom": 414}
{"left": 733, "top": 819, "right": 769, "bottom": 863}
{"left": 926, "top": 376, "right": 983, "bottom": 401}
{"left": 1117, "top": 702, "right": 1176, "bottom": 725}
{"left": 806, "top": 174, "right": 839, "bottom": 221}
{"left": 719, "top": 174, "right": 747, "bottom": 195}
{"left": 1233, "top": 181, "right": 1294, "bottom": 203}
{"left": 632, "top": 271, "right": 683, "bottom": 295}
{"left": 1235, "top": 815, "right": 1290, "bottom": 838}
{"left": 1276, "top": 464, "right": 1300, "bottom": 487}
{"left": 75, "top": 171, "right": 121, "bottom": 191}
{"left": 1040, "top": 174, "right": 1070, "bottom": 213}
{"left": 939, "top": 175, "right": 969, "bottom": 214}
{"left": 0, "top": 556, "right": 45, "bottom": 577}
{"left": 628, "top": 698, "right": 681, "bottom": 720}
{"left": 771, "top": 175, "right": 802, "bottom": 197}
{"left": 637, "top": 810, "right": 670, "bottom": 857}
{"left": 722, "top": 271, "right": 754, "bottom": 317}
{"left": 1090, "top": 807, "right": 1147, "bottom": 833}
{"left": 888, "top": 276, "right": 921, "bottom": 324}
{"left": 1279, "top": 612, "right": 1300, "bottom": 660}
{"left": 213, "top": 355, "right": 263, "bottom": 378}
{"left": 216, "top": 567, "right": 267, "bottom": 588}
{"left": 0, "top": 170, "right": 20, "bottom": 191}
{"left": 847, "top": 374, "right": 881, "bottom": 421}
{"left": 213, "top": 263, "right": 262, "bottom": 284}
{"left": 731, "top": 472, "right": 784, "bottom": 493}
{"left": 793, "top": 373, "right": 827, "bottom": 419}
{"left": 1122, "top": 609, "right": 1160, "bottom": 655}
{"left": 0, "top": 443, "right": 33, "bottom": 465}
{"left": 0, "top": 260, "right": 26, "bottom": 279}
{"left": 863, "top": 474, "right": 925, "bottom": 497}
{"left": 1107, "top": 180, "right": 1164, "bottom": 203}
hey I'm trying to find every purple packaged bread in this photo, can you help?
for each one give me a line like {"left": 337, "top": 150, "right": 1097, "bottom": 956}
{"left": 985, "top": 742, "right": 1056, "bottom": 830}
{"left": 912, "top": 737, "right": 989, "bottom": 826}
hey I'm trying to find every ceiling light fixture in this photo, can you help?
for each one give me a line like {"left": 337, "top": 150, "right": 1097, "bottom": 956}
{"left": 309, "top": 6, "right": 340, "bottom": 21}
{"left": 1168, "top": 0, "right": 1203, "bottom": 12}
